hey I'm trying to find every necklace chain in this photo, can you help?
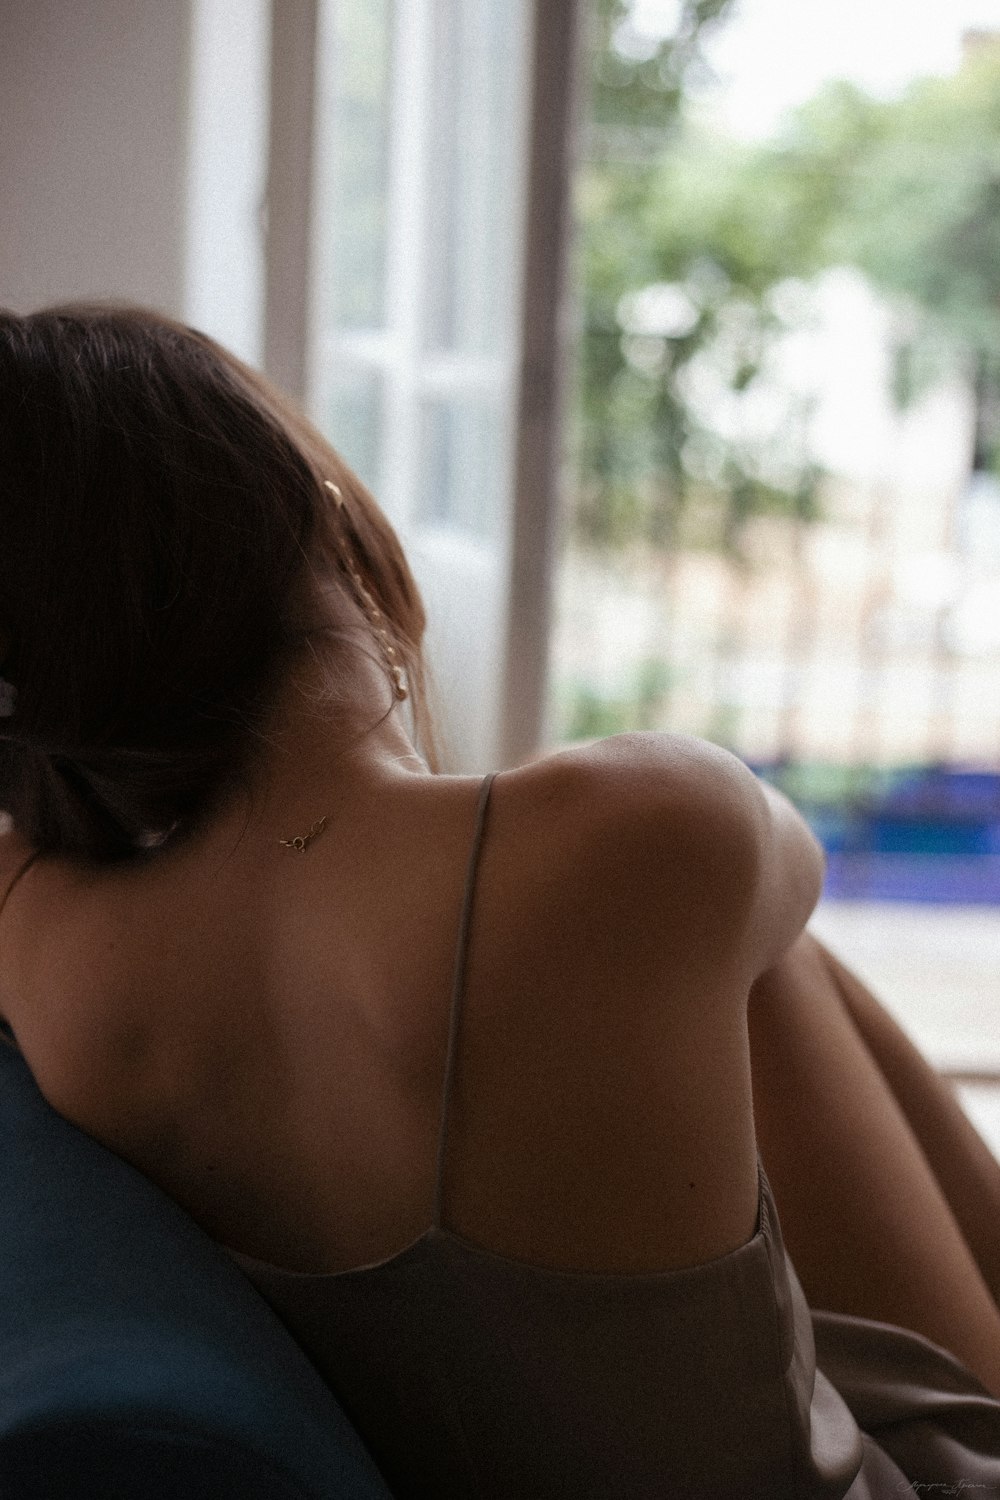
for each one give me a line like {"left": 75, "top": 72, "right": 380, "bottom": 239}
{"left": 278, "top": 816, "right": 328, "bottom": 854}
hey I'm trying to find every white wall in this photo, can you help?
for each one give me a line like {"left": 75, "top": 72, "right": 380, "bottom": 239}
{"left": 0, "top": 0, "right": 191, "bottom": 315}
{"left": 0, "top": 0, "right": 269, "bottom": 361}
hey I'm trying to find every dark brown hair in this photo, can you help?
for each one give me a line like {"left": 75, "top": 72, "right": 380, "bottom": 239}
{"left": 0, "top": 303, "right": 436, "bottom": 861}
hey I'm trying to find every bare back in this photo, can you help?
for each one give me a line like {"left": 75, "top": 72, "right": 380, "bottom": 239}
{"left": 0, "top": 734, "right": 821, "bottom": 1277}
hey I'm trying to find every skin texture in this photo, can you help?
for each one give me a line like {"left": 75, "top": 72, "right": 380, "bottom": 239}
{"left": 0, "top": 651, "right": 998, "bottom": 1396}
{"left": 750, "top": 932, "right": 1000, "bottom": 1400}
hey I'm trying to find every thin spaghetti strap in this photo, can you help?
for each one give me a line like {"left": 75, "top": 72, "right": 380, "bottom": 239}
{"left": 431, "top": 772, "right": 498, "bottom": 1229}
{"left": 0, "top": 848, "right": 41, "bottom": 926}
{"left": 0, "top": 846, "right": 41, "bottom": 924}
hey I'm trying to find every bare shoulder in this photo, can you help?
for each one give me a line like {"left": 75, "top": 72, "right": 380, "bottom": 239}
{"left": 487, "top": 732, "right": 823, "bottom": 991}
{"left": 445, "top": 736, "right": 776, "bottom": 1267}
{"left": 499, "top": 730, "right": 768, "bottom": 850}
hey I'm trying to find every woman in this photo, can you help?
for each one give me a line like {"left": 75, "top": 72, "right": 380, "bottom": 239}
{"left": 0, "top": 302, "right": 999, "bottom": 1497}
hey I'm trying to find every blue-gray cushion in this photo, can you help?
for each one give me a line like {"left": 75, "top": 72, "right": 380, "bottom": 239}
{"left": 0, "top": 1029, "right": 394, "bottom": 1499}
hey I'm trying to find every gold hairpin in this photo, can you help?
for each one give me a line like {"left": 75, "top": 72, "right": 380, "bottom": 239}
{"left": 278, "top": 816, "right": 328, "bottom": 853}
{"left": 322, "top": 479, "right": 408, "bottom": 700}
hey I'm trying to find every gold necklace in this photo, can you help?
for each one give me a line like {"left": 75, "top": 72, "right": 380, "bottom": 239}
{"left": 278, "top": 816, "right": 328, "bottom": 854}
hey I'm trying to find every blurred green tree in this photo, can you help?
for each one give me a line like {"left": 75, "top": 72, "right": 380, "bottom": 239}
{"left": 575, "top": 0, "right": 824, "bottom": 556}
{"left": 575, "top": 13, "right": 1000, "bottom": 550}
{"left": 797, "top": 42, "right": 1000, "bottom": 475}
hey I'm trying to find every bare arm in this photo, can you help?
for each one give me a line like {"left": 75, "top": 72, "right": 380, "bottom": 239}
{"left": 463, "top": 730, "right": 818, "bottom": 1269}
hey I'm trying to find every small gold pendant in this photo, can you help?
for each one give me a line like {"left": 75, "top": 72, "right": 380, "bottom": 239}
{"left": 278, "top": 816, "right": 328, "bottom": 853}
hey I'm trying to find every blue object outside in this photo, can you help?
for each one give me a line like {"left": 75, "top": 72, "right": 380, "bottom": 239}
{"left": 749, "top": 764, "right": 1000, "bottom": 905}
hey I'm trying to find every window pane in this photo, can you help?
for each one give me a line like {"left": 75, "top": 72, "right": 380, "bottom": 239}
{"left": 423, "top": 0, "right": 523, "bottom": 355}
{"left": 419, "top": 395, "right": 503, "bottom": 535}
{"left": 313, "top": 0, "right": 395, "bottom": 331}
{"left": 322, "top": 365, "right": 385, "bottom": 493}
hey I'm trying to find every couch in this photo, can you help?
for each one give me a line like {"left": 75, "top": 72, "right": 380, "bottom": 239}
{"left": 0, "top": 1028, "right": 395, "bottom": 1498}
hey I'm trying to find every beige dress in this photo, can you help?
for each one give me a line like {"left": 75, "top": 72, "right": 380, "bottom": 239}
{"left": 210, "top": 774, "right": 1000, "bottom": 1496}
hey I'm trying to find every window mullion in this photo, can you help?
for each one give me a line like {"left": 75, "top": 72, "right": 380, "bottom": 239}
{"left": 381, "top": 0, "right": 436, "bottom": 531}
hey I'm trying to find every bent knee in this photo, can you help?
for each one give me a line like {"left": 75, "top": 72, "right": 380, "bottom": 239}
{"left": 748, "top": 928, "right": 831, "bottom": 1008}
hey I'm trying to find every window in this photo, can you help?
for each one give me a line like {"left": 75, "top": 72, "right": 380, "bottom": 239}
{"left": 551, "top": 0, "right": 1000, "bottom": 1127}
{"left": 304, "top": 0, "right": 534, "bottom": 764}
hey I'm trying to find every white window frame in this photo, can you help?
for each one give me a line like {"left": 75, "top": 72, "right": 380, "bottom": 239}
{"left": 263, "top": 0, "right": 581, "bottom": 768}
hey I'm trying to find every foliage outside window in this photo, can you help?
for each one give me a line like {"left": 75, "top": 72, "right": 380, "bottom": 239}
{"left": 558, "top": 3, "right": 1000, "bottom": 901}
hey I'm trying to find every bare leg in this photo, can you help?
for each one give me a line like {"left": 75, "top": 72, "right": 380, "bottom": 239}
{"left": 748, "top": 930, "right": 1000, "bottom": 1400}
{"left": 818, "top": 938, "right": 1000, "bottom": 1308}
